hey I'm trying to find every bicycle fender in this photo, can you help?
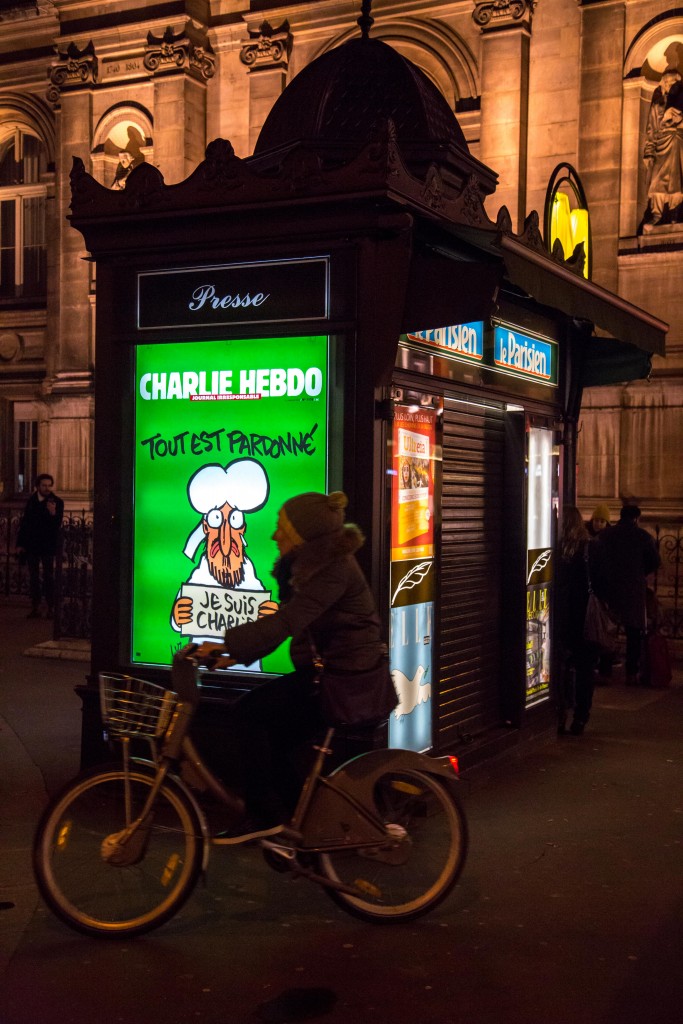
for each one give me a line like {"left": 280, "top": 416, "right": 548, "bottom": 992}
{"left": 300, "top": 749, "right": 459, "bottom": 849}
{"left": 330, "top": 748, "right": 460, "bottom": 795}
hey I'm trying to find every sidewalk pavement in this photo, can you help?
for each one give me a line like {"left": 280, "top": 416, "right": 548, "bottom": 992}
{"left": 1, "top": 602, "right": 682, "bottom": 1024}
{"left": 0, "top": 604, "right": 86, "bottom": 976}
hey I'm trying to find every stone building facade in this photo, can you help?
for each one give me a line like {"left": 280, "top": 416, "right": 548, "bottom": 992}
{"left": 0, "top": 0, "right": 681, "bottom": 526}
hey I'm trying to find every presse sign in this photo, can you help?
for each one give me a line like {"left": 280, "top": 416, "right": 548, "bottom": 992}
{"left": 137, "top": 257, "right": 329, "bottom": 330}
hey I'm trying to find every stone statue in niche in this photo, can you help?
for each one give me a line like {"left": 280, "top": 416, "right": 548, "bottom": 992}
{"left": 642, "top": 51, "right": 683, "bottom": 231}
{"left": 111, "top": 126, "right": 146, "bottom": 191}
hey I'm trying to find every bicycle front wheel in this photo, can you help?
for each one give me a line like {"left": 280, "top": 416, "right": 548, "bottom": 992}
{"left": 318, "top": 769, "right": 467, "bottom": 922}
{"left": 33, "top": 764, "right": 204, "bottom": 938}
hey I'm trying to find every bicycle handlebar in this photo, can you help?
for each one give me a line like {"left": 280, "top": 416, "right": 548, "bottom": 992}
{"left": 191, "top": 640, "right": 236, "bottom": 672}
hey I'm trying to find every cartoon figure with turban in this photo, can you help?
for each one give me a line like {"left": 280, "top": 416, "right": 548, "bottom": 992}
{"left": 171, "top": 457, "right": 277, "bottom": 669}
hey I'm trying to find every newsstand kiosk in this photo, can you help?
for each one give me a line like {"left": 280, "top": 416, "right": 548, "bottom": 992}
{"left": 71, "top": 32, "right": 666, "bottom": 772}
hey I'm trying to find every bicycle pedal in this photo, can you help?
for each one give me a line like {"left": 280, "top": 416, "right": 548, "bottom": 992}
{"left": 261, "top": 846, "right": 298, "bottom": 874}
{"left": 260, "top": 838, "right": 298, "bottom": 860}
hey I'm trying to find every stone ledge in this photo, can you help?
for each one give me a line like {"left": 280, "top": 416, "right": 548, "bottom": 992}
{"left": 619, "top": 229, "right": 683, "bottom": 256}
{"left": 23, "top": 639, "right": 91, "bottom": 662}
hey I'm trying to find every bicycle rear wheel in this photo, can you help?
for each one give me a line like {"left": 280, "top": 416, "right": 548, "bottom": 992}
{"left": 33, "top": 764, "right": 203, "bottom": 938}
{"left": 318, "top": 769, "right": 467, "bottom": 922}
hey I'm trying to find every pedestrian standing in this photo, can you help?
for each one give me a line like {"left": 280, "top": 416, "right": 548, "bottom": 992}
{"left": 585, "top": 503, "right": 613, "bottom": 681}
{"left": 16, "top": 473, "right": 64, "bottom": 619}
{"left": 555, "top": 505, "right": 599, "bottom": 735}
{"left": 593, "top": 504, "right": 660, "bottom": 685}
{"left": 586, "top": 503, "right": 611, "bottom": 538}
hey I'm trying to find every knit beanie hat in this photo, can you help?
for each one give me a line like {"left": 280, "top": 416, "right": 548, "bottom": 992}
{"left": 280, "top": 491, "right": 348, "bottom": 544}
{"left": 592, "top": 503, "right": 610, "bottom": 522}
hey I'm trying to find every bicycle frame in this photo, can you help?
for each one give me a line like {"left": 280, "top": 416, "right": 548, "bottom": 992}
{"left": 101, "top": 647, "right": 462, "bottom": 892}
{"left": 35, "top": 643, "right": 467, "bottom": 937}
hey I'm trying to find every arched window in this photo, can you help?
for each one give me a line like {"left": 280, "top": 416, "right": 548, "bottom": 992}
{"left": 0, "top": 127, "right": 47, "bottom": 300}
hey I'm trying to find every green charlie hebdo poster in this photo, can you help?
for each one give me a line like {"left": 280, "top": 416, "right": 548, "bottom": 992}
{"left": 132, "top": 335, "right": 328, "bottom": 671}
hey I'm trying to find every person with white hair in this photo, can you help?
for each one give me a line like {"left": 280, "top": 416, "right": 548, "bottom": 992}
{"left": 171, "top": 458, "right": 278, "bottom": 666}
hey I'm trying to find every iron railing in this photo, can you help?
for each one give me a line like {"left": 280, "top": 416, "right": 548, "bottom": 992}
{"left": 0, "top": 504, "right": 26, "bottom": 599}
{"left": 650, "top": 520, "right": 683, "bottom": 642}
{"left": 54, "top": 509, "right": 93, "bottom": 640}
{"left": 0, "top": 505, "right": 93, "bottom": 640}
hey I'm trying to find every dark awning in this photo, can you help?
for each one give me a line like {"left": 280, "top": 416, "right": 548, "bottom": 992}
{"left": 499, "top": 236, "right": 667, "bottom": 357}
{"left": 400, "top": 248, "right": 503, "bottom": 335}
{"left": 398, "top": 233, "right": 667, "bottom": 388}
{"left": 581, "top": 335, "right": 652, "bottom": 387}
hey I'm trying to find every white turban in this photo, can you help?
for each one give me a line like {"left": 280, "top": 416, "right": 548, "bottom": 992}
{"left": 183, "top": 458, "right": 269, "bottom": 559}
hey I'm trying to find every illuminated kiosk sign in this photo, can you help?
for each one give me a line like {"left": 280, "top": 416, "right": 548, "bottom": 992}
{"left": 493, "top": 326, "right": 557, "bottom": 386}
{"left": 406, "top": 322, "right": 484, "bottom": 363}
{"left": 132, "top": 335, "right": 328, "bottom": 671}
{"left": 525, "top": 428, "right": 553, "bottom": 708}
{"left": 404, "top": 322, "right": 557, "bottom": 388}
{"left": 389, "top": 405, "right": 437, "bottom": 753}
{"left": 544, "top": 163, "right": 591, "bottom": 280}
{"left": 137, "top": 257, "right": 329, "bottom": 330}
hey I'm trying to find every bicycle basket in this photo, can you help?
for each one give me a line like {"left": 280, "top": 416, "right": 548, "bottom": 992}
{"left": 99, "top": 673, "right": 177, "bottom": 739}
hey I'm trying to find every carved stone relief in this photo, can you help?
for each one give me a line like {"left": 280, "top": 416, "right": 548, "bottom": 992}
{"left": 240, "top": 20, "right": 293, "bottom": 72}
{"left": 0, "top": 332, "right": 22, "bottom": 362}
{"left": 144, "top": 25, "right": 215, "bottom": 82}
{"left": 47, "top": 40, "right": 98, "bottom": 104}
{"left": 46, "top": 23, "right": 215, "bottom": 108}
{"left": 641, "top": 45, "right": 683, "bottom": 232}
{"left": 472, "top": 0, "right": 536, "bottom": 31}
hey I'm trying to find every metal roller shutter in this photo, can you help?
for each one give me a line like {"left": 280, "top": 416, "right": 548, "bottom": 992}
{"left": 438, "top": 393, "right": 506, "bottom": 749}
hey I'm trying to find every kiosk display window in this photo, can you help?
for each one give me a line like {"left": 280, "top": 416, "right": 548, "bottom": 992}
{"left": 525, "top": 427, "right": 554, "bottom": 707}
{"left": 131, "top": 334, "right": 329, "bottom": 670}
{"left": 389, "top": 402, "right": 440, "bottom": 752}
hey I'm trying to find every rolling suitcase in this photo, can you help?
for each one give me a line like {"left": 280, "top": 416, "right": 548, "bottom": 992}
{"left": 644, "top": 632, "right": 672, "bottom": 689}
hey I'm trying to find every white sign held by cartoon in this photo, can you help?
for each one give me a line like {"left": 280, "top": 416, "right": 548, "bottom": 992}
{"left": 179, "top": 584, "right": 272, "bottom": 637}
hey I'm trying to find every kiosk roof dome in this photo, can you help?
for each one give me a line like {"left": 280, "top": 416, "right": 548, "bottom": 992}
{"left": 253, "top": 34, "right": 469, "bottom": 165}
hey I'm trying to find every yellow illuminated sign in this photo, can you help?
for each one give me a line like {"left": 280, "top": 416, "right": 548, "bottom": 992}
{"left": 544, "top": 164, "right": 591, "bottom": 279}
{"left": 550, "top": 191, "right": 590, "bottom": 278}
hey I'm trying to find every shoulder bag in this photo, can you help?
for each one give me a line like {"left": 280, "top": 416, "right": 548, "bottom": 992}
{"left": 309, "top": 638, "right": 398, "bottom": 727}
{"left": 584, "top": 592, "right": 619, "bottom": 651}
{"left": 583, "top": 551, "right": 619, "bottom": 651}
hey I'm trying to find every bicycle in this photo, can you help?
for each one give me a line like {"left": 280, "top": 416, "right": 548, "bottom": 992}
{"left": 33, "top": 645, "right": 468, "bottom": 938}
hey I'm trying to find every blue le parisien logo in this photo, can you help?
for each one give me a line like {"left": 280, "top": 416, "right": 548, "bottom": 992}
{"left": 493, "top": 326, "right": 556, "bottom": 384}
{"left": 406, "top": 322, "right": 484, "bottom": 362}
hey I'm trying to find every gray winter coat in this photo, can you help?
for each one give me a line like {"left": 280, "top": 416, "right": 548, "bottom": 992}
{"left": 223, "top": 524, "right": 383, "bottom": 672}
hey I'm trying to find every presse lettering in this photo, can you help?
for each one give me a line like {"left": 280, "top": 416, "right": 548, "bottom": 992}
{"left": 188, "top": 285, "right": 270, "bottom": 311}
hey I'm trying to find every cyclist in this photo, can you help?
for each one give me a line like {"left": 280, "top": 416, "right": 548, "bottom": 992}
{"left": 208, "top": 490, "right": 386, "bottom": 843}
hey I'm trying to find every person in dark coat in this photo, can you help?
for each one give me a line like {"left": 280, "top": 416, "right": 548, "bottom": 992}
{"left": 585, "top": 503, "right": 613, "bottom": 680}
{"left": 209, "top": 490, "right": 385, "bottom": 842}
{"left": 16, "top": 473, "right": 64, "bottom": 619}
{"left": 593, "top": 504, "right": 660, "bottom": 684}
{"left": 555, "top": 505, "right": 599, "bottom": 735}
